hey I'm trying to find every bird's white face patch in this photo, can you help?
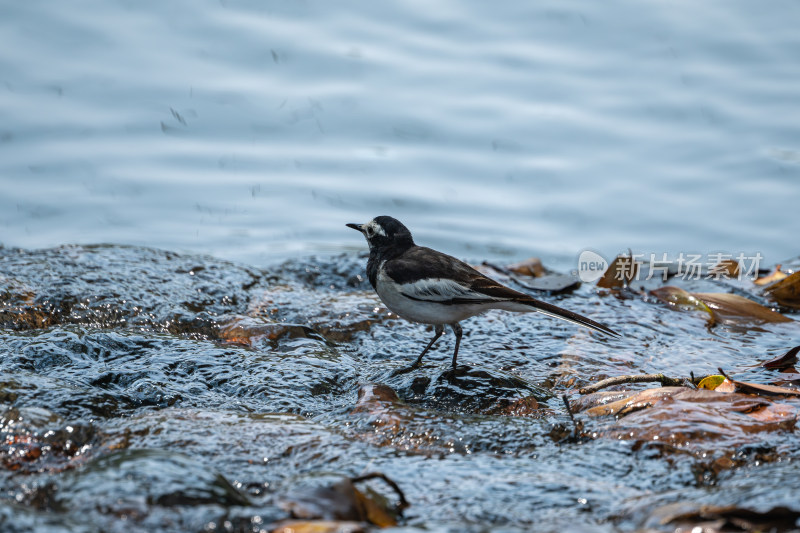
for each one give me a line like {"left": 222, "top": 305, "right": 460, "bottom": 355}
{"left": 363, "top": 220, "right": 386, "bottom": 238}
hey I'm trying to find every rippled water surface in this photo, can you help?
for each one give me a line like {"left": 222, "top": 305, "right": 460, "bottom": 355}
{"left": 2, "top": 1, "right": 800, "bottom": 532}
{"left": 2, "top": 245, "right": 799, "bottom": 532}
{"left": 1, "top": 0, "right": 799, "bottom": 266}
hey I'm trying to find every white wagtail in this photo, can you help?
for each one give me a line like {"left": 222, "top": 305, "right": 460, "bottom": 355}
{"left": 347, "top": 216, "right": 619, "bottom": 370}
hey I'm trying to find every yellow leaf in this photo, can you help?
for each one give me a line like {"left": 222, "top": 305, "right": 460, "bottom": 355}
{"left": 697, "top": 375, "right": 726, "bottom": 390}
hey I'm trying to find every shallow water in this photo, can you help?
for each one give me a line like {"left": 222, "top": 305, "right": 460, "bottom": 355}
{"left": 2, "top": 245, "right": 800, "bottom": 531}
{"left": 1, "top": 0, "right": 799, "bottom": 268}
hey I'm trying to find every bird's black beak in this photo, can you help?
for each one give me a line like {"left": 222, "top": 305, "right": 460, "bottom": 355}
{"left": 346, "top": 223, "right": 364, "bottom": 233}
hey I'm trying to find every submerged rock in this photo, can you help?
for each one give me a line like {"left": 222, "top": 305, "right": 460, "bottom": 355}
{"left": 0, "top": 245, "right": 263, "bottom": 336}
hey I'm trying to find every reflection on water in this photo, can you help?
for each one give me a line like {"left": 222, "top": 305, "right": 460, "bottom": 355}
{"left": 1, "top": 1, "right": 799, "bottom": 267}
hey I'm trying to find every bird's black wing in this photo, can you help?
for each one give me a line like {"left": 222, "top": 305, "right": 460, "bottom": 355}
{"left": 385, "top": 246, "right": 531, "bottom": 303}
{"left": 385, "top": 247, "right": 619, "bottom": 337}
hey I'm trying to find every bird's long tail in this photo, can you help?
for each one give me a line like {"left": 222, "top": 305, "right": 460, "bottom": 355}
{"left": 501, "top": 297, "right": 620, "bottom": 338}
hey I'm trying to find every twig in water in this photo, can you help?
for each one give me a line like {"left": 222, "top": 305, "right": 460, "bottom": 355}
{"left": 579, "top": 373, "right": 685, "bottom": 395}
{"left": 561, "top": 394, "right": 582, "bottom": 438}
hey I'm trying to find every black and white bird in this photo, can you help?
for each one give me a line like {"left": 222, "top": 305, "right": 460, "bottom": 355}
{"left": 347, "top": 216, "right": 618, "bottom": 370}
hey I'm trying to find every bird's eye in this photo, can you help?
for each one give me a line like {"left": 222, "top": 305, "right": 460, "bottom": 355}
{"left": 365, "top": 226, "right": 374, "bottom": 237}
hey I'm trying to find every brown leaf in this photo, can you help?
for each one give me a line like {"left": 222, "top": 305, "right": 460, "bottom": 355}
{"left": 507, "top": 257, "right": 544, "bottom": 277}
{"left": 694, "top": 292, "right": 792, "bottom": 323}
{"left": 650, "top": 287, "right": 791, "bottom": 324}
{"left": 218, "top": 316, "right": 290, "bottom": 345}
{"left": 569, "top": 390, "right": 639, "bottom": 413}
{"left": 765, "top": 270, "right": 800, "bottom": 308}
{"left": 761, "top": 346, "right": 800, "bottom": 370}
{"left": 726, "top": 377, "right": 800, "bottom": 398}
{"left": 710, "top": 259, "right": 740, "bottom": 278}
{"left": 656, "top": 504, "right": 800, "bottom": 533}
{"left": 754, "top": 264, "right": 788, "bottom": 286}
{"left": 714, "top": 379, "right": 737, "bottom": 393}
{"left": 583, "top": 387, "right": 685, "bottom": 417}
{"left": 605, "top": 389, "right": 796, "bottom": 450}
{"left": 650, "top": 287, "right": 714, "bottom": 317}
{"left": 271, "top": 520, "right": 367, "bottom": 533}
{"left": 597, "top": 254, "right": 639, "bottom": 289}
{"left": 354, "top": 487, "right": 396, "bottom": 528}
{"left": 281, "top": 474, "right": 404, "bottom": 528}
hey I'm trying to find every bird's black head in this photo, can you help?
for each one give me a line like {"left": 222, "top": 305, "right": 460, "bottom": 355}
{"left": 346, "top": 216, "right": 414, "bottom": 253}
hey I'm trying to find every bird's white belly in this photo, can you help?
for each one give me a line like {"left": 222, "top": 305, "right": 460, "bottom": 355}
{"left": 375, "top": 275, "right": 489, "bottom": 325}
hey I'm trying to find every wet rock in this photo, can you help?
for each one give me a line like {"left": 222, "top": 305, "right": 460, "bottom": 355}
{"left": 1, "top": 407, "right": 101, "bottom": 474}
{"left": 402, "top": 366, "right": 552, "bottom": 414}
{"left": 348, "top": 383, "right": 548, "bottom": 455}
{"left": 103, "top": 408, "right": 372, "bottom": 499}
{"left": 487, "top": 396, "right": 546, "bottom": 417}
{"left": 0, "top": 504, "right": 91, "bottom": 533}
{"left": 56, "top": 449, "right": 249, "bottom": 512}
{"left": 513, "top": 273, "right": 581, "bottom": 294}
{"left": 0, "top": 327, "right": 358, "bottom": 420}
{"left": 0, "top": 245, "right": 263, "bottom": 336}
{"left": 623, "top": 460, "right": 800, "bottom": 531}
{"left": 272, "top": 253, "right": 370, "bottom": 291}
{"left": 248, "top": 284, "right": 393, "bottom": 343}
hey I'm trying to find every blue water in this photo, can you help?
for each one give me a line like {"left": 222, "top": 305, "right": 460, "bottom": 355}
{"left": 1, "top": 0, "right": 799, "bottom": 267}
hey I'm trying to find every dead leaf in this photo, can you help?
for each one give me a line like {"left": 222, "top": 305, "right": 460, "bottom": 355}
{"left": 350, "top": 383, "right": 407, "bottom": 431}
{"left": 218, "top": 315, "right": 291, "bottom": 345}
{"left": 710, "top": 259, "right": 740, "bottom": 278}
{"left": 721, "top": 374, "right": 800, "bottom": 398}
{"left": 507, "top": 257, "right": 544, "bottom": 277}
{"left": 280, "top": 474, "right": 406, "bottom": 528}
{"left": 604, "top": 388, "right": 796, "bottom": 450}
{"left": 754, "top": 264, "right": 788, "bottom": 286}
{"left": 271, "top": 520, "right": 367, "bottom": 533}
{"left": 569, "top": 390, "right": 639, "bottom": 413}
{"left": 765, "top": 270, "right": 800, "bottom": 308}
{"left": 656, "top": 504, "right": 800, "bottom": 533}
{"left": 353, "top": 486, "right": 396, "bottom": 528}
{"left": 597, "top": 254, "right": 639, "bottom": 289}
{"left": 715, "top": 379, "right": 736, "bottom": 393}
{"left": 583, "top": 387, "right": 685, "bottom": 417}
{"left": 761, "top": 346, "right": 800, "bottom": 370}
{"left": 650, "top": 287, "right": 791, "bottom": 324}
{"left": 694, "top": 292, "right": 792, "bottom": 323}
{"left": 650, "top": 287, "right": 714, "bottom": 319}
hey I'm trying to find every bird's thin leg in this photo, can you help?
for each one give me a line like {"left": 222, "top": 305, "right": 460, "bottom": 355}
{"left": 411, "top": 324, "right": 444, "bottom": 368}
{"left": 450, "top": 323, "right": 462, "bottom": 369}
